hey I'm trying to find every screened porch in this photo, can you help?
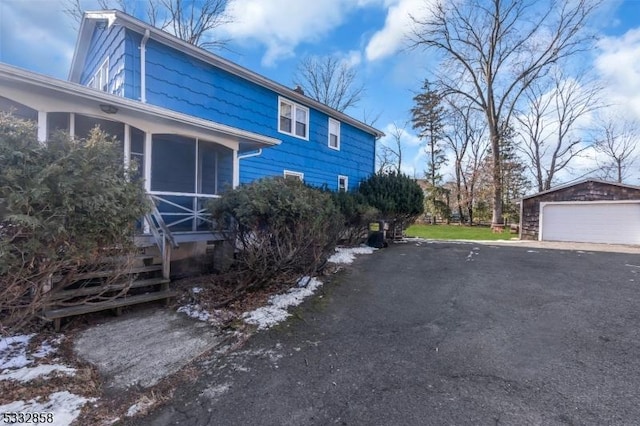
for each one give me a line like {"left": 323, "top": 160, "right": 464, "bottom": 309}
{"left": 0, "top": 97, "right": 234, "bottom": 235}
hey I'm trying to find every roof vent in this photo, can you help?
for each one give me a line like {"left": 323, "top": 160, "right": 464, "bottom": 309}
{"left": 293, "top": 85, "right": 305, "bottom": 95}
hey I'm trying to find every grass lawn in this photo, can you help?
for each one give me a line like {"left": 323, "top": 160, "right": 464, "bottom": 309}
{"left": 405, "top": 223, "right": 514, "bottom": 241}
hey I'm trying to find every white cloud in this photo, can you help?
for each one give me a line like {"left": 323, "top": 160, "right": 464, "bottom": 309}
{"left": 365, "top": 0, "right": 432, "bottom": 62}
{"left": 343, "top": 50, "right": 363, "bottom": 68}
{"left": 0, "top": 1, "right": 76, "bottom": 78}
{"left": 595, "top": 28, "right": 640, "bottom": 121}
{"left": 224, "top": 0, "right": 371, "bottom": 66}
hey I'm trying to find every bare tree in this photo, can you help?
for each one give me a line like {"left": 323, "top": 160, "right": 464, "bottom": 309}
{"left": 293, "top": 55, "right": 365, "bottom": 112}
{"left": 410, "top": 0, "right": 601, "bottom": 228}
{"left": 444, "top": 98, "right": 488, "bottom": 224}
{"left": 594, "top": 118, "right": 639, "bottom": 183}
{"left": 516, "top": 69, "right": 602, "bottom": 192}
{"left": 376, "top": 121, "right": 408, "bottom": 174}
{"left": 64, "top": 0, "right": 230, "bottom": 49}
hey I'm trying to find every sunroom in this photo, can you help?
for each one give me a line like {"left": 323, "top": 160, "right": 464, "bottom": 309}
{"left": 0, "top": 63, "right": 280, "bottom": 244}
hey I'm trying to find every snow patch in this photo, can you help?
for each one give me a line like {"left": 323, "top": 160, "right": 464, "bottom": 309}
{"left": 191, "top": 287, "right": 203, "bottom": 294}
{"left": 0, "top": 334, "right": 35, "bottom": 369}
{"left": 0, "top": 364, "right": 76, "bottom": 382}
{"left": 243, "top": 276, "right": 323, "bottom": 330}
{"left": 328, "top": 246, "right": 377, "bottom": 264}
{"left": 0, "top": 391, "right": 95, "bottom": 426}
{"left": 177, "top": 304, "right": 211, "bottom": 322}
{"left": 32, "top": 337, "right": 63, "bottom": 358}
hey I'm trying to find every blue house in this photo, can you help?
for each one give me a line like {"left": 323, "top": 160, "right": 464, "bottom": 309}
{"left": 68, "top": 10, "right": 383, "bottom": 194}
{"left": 0, "top": 10, "right": 382, "bottom": 280}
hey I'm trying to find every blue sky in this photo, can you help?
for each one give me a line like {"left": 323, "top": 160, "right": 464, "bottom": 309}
{"left": 0, "top": 0, "right": 639, "bottom": 185}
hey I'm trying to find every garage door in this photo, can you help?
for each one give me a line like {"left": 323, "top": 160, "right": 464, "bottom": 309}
{"left": 540, "top": 202, "right": 640, "bottom": 244}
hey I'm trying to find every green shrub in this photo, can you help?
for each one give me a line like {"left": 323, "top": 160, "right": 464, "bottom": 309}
{"left": 0, "top": 113, "right": 149, "bottom": 332}
{"left": 208, "top": 177, "right": 343, "bottom": 292}
{"left": 330, "top": 191, "right": 379, "bottom": 244}
{"left": 358, "top": 171, "right": 424, "bottom": 226}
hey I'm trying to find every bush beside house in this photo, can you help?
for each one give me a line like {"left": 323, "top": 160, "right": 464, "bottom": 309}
{"left": 0, "top": 113, "right": 149, "bottom": 333}
{"left": 208, "top": 178, "right": 344, "bottom": 293}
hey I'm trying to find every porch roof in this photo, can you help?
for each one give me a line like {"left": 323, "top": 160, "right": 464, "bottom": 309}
{"left": 0, "top": 63, "right": 281, "bottom": 152}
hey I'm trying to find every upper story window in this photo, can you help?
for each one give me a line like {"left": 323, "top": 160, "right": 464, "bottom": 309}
{"left": 328, "top": 118, "right": 340, "bottom": 150}
{"left": 88, "top": 57, "right": 109, "bottom": 92}
{"left": 279, "top": 97, "right": 309, "bottom": 140}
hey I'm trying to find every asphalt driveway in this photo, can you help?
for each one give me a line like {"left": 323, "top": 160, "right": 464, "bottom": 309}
{"left": 128, "top": 241, "right": 640, "bottom": 425}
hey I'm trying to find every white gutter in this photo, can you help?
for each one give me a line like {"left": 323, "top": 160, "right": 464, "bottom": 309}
{"left": 140, "top": 29, "right": 150, "bottom": 103}
{"left": 237, "top": 149, "right": 262, "bottom": 160}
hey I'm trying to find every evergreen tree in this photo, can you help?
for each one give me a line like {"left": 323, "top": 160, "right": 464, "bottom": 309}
{"left": 488, "top": 124, "right": 530, "bottom": 224}
{"left": 411, "top": 79, "right": 448, "bottom": 223}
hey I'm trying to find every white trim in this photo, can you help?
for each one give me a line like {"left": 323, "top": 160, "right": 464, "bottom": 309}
{"left": 194, "top": 138, "right": 200, "bottom": 193}
{"left": 70, "top": 11, "right": 384, "bottom": 138}
{"left": 328, "top": 118, "right": 340, "bottom": 150}
{"left": 149, "top": 190, "right": 220, "bottom": 198}
{"left": 140, "top": 29, "right": 150, "bottom": 103}
{"left": 233, "top": 149, "right": 239, "bottom": 188}
{"left": 144, "top": 131, "right": 152, "bottom": 192}
{"left": 338, "top": 175, "right": 348, "bottom": 192}
{"left": 69, "top": 113, "right": 75, "bottom": 138}
{"left": 37, "top": 111, "right": 47, "bottom": 143}
{"left": 92, "top": 57, "right": 109, "bottom": 92}
{"left": 123, "top": 123, "right": 131, "bottom": 170}
{"left": 284, "top": 170, "right": 304, "bottom": 181}
{"left": 541, "top": 199, "right": 640, "bottom": 207}
{"left": 278, "top": 97, "right": 309, "bottom": 140}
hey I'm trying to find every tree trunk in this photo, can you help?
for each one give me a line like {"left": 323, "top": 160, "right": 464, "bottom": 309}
{"left": 617, "top": 160, "right": 622, "bottom": 183}
{"left": 489, "top": 122, "right": 503, "bottom": 227}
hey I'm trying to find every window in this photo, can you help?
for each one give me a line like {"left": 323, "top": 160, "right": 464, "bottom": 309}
{"left": 279, "top": 97, "right": 309, "bottom": 140}
{"left": 328, "top": 118, "right": 340, "bottom": 150}
{"left": 284, "top": 170, "right": 304, "bottom": 181}
{"left": 338, "top": 175, "right": 348, "bottom": 192}
{"left": 89, "top": 57, "right": 109, "bottom": 92}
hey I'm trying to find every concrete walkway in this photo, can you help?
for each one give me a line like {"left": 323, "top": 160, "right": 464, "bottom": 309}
{"left": 74, "top": 308, "right": 226, "bottom": 389}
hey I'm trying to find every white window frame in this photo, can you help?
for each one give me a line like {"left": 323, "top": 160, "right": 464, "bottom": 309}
{"left": 338, "top": 175, "right": 348, "bottom": 192}
{"left": 278, "top": 97, "right": 309, "bottom": 140}
{"left": 284, "top": 170, "right": 304, "bottom": 181}
{"left": 328, "top": 118, "right": 340, "bottom": 150}
{"left": 91, "top": 57, "right": 109, "bottom": 92}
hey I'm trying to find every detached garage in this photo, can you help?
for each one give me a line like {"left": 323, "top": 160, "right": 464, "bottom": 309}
{"left": 520, "top": 179, "right": 640, "bottom": 244}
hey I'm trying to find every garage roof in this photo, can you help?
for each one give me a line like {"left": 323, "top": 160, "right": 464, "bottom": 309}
{"left": 521, "top": 179, "right": 640, "bottom": 200}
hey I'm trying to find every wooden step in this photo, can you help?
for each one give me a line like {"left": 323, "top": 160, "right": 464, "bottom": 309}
{"left": 94, "top": 254, "right": 157, "bottom": 265}
{"left": 43, "top": 290, "right": 177, "bottom": 331}
{"left": 52, "top": 265, "right": 163, "bottom": 283}
{"left": 47, "top": 277, "right": 170, "bottom": 301}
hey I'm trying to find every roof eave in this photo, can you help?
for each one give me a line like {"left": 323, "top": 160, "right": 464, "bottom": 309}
{"left": 521, "top": 178, "right": 640, "bottom": 201}
{"left": 76, "top": 10, "right": 383, "bottom": 138}
{"left": 2, "top": 63, "right": 281, "bottom": 149}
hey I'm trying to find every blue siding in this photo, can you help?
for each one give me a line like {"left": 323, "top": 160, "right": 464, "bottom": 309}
{"left": 123, "top": 30, "right": 141, "bottom": 99}
{"left": 81, "top": 24, "right": 127, "bottom": 97}
{"left": 115, "top": 29, "right": 376, "bottom": 190}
